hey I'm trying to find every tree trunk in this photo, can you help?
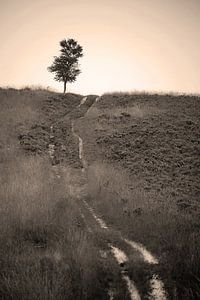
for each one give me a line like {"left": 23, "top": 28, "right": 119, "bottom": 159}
{"left": 63, "top": 81, "right": 66, "bottom": 94}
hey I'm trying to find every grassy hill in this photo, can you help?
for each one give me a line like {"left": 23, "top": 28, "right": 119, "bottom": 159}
{"left": 0, "top": 88, "right": 114, "bottom": 299}
{"left": 76, "top": 91, "right": 200, "bottom": 299}
{"left": 0, "top": 88, "right": 199, "bottom": 299}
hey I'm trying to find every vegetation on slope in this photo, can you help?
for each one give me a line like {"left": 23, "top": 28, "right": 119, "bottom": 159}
{"left": 76, "top": 92, "right": 200, "bottom": 299}
{"left": 1, "top": 88, "right": 199, "bottom": 299}
{"left": 0, "top": 88, "right": 117, "bottom": 299}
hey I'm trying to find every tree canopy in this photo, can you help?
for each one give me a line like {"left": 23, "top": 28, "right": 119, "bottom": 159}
{"left": 48, "top": 38, "right": 83, "bottom": 93}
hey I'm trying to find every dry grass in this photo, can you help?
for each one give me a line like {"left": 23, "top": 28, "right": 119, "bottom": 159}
{"left": 0, "top": 155, "right": 56, "bottom": 225}
{"left": 0, "top": 88, "right": 111, "bottom": 299}
{"left": 76, "top": 91, "right": 200, "bottom": 299}
{"left": 0, "top": 90, "right": 40, "bottom": 148}
{"left": 86, "top": 103, "right": 164, "bottom": 119}
{"left": 1, "top": 87, "right": 199, "bottom": 298}
{"left": 86, "top": 162, "right": 200, "bottom": 299}
{"left": 0, "top": 153, "right": 110, "bottom": 299}
{"left": 78, "top": 92, "right": 200, "bottom": 206}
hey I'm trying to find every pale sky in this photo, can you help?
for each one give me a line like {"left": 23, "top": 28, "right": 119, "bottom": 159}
{"left": 0, "top": 0, "right": 200, "bottom": 95}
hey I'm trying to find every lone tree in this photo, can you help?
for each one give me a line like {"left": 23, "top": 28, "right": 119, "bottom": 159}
{"left": 48, "top": 38, "right": 83, "bottom": 93}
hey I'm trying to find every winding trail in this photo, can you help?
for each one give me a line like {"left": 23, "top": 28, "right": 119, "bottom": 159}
{"left": 50, "top": 95, "right": 168, "bottom": 299}
{"left": 74, "top": 96, "right": 168, "bottom": 300}
{"left": 82, "top": 198, "right": 166, "bottom": 300}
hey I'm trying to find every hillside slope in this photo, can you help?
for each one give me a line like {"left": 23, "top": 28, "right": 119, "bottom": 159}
{"left": 76, "top": 92, "right": 200, "bottom": 299}
{"left": 0, "top": 88, "right": 199, "bottom": 299}
{"left": 0, "top": 88, "right": 115, "bottom": 300}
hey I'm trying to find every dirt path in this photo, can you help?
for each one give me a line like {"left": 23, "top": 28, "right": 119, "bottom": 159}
{"left": 50, "top": 96, "right": 168, "bottom": 299}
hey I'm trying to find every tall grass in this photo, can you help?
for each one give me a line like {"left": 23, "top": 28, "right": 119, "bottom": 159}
{"left": 0, "top": 155, "right": 113, "bottom": 299}
{"left": 0, "top": 155, "right": 55, "bottom": 225}
{"left": 86, "top": 161, "right": 200, "bottom": 299}
{"left": 0, "top": 88, "right": 112, "bottom": 299}
{"left": 73, "top": 90, "right": 200, "bottom": 298}
{"left": 0, "top": 89, "right": 42, "bottom": 150}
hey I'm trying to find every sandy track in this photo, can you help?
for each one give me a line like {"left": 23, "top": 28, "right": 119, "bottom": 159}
{"left": 74, "top": 96, "right": 168, "bottom": 300}
{"left": 50, "top": 96, "right": 168, "bottom": 299}
{"left": 82, "top": 198, "right": 167, "bottom": 300}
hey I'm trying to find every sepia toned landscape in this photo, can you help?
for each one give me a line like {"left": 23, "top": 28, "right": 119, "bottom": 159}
{"left": 1, "top": 0, "right": 200, "bottom": 299}
{"left": 0, "top": 87, "right": 199, "bottom": 299}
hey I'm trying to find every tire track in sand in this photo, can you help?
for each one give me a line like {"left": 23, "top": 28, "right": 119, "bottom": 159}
{"left": 51, "top": 95, "right": 168, "bottom": 300}
{"left": 72, "top": 96, "right": 168, "bottom": 299}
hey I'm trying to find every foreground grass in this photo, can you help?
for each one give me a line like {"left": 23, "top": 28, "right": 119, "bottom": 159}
{"left": 76, "top": 92, "right": 200, "bottom": 299}
{"left": 0, "top": 88, "right": 113, "bottom": 299}
{"left": 85, "top": 162, "right": 200, "bottom": 299}
{"left": 0, "top": 155, "right": 111, "bottom": 299}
